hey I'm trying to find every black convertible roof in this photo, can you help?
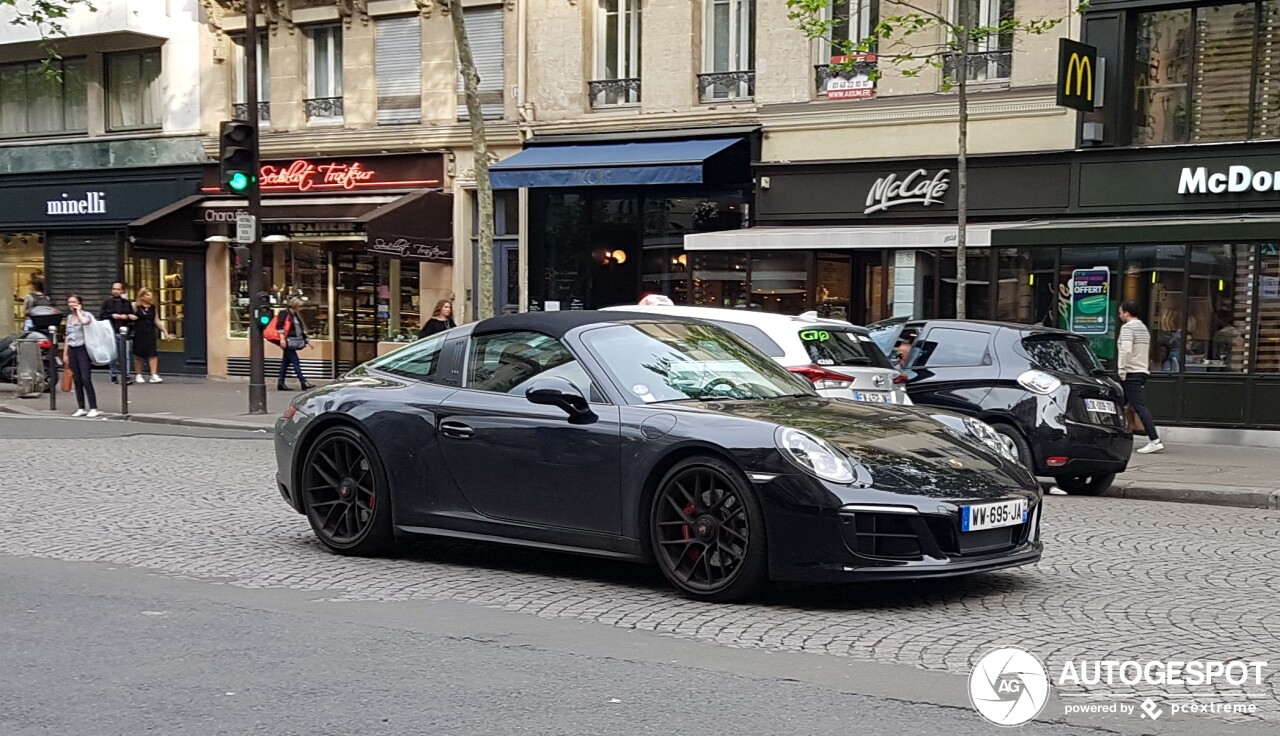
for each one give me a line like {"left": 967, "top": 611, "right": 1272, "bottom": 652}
{"left": 472, "top": 310, "right": 693, "bottom": 339}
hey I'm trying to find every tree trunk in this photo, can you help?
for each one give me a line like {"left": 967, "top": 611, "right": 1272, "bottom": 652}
{"left": 449, "top": 3, "right": 494, "bottom": 321}
{"left": 954, "top": 7, "right": 970, "bottom": 321}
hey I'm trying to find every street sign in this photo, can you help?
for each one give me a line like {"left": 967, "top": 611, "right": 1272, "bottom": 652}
{"left": 1057, "top": 39, "right": 1098, "bottom": 112}
{"left": 236, "top": 213, "right": 256, "bottom": 244}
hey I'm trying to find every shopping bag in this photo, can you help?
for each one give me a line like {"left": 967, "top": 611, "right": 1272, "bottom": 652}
{"left": 83, "top": 317, "right": 118, "bottom": 366}
{"left": 60, "top": 365, "right": 72, "bottom": 393}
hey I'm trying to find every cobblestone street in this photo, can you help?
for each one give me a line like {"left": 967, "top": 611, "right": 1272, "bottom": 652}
{"left": 2, "top": 427, "right": 1278, "bottom": 726}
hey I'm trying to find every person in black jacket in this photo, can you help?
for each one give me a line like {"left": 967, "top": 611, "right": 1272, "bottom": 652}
{"left": 418, "top": 299, "right": 456, "bottom": 339}
{"left": 276, "top": 297, "right": 313, "bottom": 391}
{"left": 100, "top": 282, "right": 137, "bottom": 384}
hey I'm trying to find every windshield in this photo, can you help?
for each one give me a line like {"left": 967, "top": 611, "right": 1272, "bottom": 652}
{"left": 1021, "top": 336, "right": 1102, "bottom": 376}
{"left": 582, "top": 322, "right": 816, "bottom": 403}
{"left": 799, "top": 328, "right": 890, "bottom": 368}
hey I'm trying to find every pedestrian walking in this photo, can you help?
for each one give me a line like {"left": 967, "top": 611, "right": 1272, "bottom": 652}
{"left": 100, "top": 282, "right": 137, "bottom": 385}
{"left": 276, "top": 297, "right": 313, "bottom": 391}
{"left": 1118, "top": 300, "right": 1163, "bottom": 454}
{"left": 132, "top": 288, "right": 165, "bottom": 383}
{"left": 62, "top": 295, "right": 100, "bottom": 418}
{"left": 418, "top": 299, "right": 456, "bottom": 339}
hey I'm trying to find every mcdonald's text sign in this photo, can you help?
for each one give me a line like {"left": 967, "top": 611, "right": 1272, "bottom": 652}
{"left": 1057, "top": 39, "right": 1097, "bottom": 112}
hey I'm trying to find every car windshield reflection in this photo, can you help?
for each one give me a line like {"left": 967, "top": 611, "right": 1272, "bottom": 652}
{"left": 583, "top": 322, "right": 816, "bottom": 404}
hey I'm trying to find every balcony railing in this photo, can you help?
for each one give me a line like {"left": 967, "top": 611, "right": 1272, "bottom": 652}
{"left": 814, "top": 60, "right": 878, "bottom": 98}
{"left": 698, "top": 70, "right": 755, "bottom": 102}
{"left": 232, "top": 102, "right": 271, "bottom": 123}
{"left": 941, "top": 50, "right": 1013, "bottom": 84}
{"left": 588, "top": 78, "right": 641, "bottom": 108}
{"left": 305, "top": 96, "right": 344, "bottom": 121}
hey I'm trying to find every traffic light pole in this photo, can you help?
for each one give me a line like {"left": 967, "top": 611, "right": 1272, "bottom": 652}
{"left": 245, "top": 0, "right": 266, "bottom": 414}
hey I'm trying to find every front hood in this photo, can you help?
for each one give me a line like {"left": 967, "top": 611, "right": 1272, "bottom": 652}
{"left": 675, "top": 397, "right": 1036, "bottom": 500}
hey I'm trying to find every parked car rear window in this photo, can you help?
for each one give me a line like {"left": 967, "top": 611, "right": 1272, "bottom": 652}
{"left": 910, "top": 328, "right": 991, "bottom": 367}
{"left": 799, "top": 328, "right": 889, "bottom": 368}
{"left": 713, "top": 323, "right": 785, "bottom": 357}
{"left": 1021, "top": 336, "right": 1101, "bottom": 376}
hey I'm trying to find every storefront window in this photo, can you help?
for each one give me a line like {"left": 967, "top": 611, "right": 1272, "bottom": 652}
{"left": 377, "top": 258, "right": 421, "bottom": 342}
{"left": 1121, "top": 245, "right": 1186, "bottom": 373}
{"left": 1059, "top": 246, "right": 1122, "bottom": 369}
{"left": 228, "top": 243, "right": 330, "bottom": 339}
{"left": 1, "top": 232, "right": 44, "bottom": 337}
{"left": 995, "top": 247, "right": 1056, "bottom": 325}
{"left": 815, "top": 253, "right": 852, "bottom": 321}
{"left": 1257, "top": 243, "right": 1280, "bottom": 373}
{"left": 924, "top": 250, "right": 993, "bottom": 320}
{"left": 124, "top": 256, "right": 187, "bottom": 355}
{"left": 1187, "top": 244, "right": 1253, "bottom": 373}
{"left": 691, "top": 251, "right": 747, "bottom": 307}
{"left": 749, "top": 251, "right": 808, "bottom": 313}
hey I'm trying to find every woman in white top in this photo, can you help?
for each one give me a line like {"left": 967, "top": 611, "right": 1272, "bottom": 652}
{"left": 62, "top": 294, "right": 101, "bottom": 418}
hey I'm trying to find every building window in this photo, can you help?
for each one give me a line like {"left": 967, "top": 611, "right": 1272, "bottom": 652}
{"left": 2, "top": 233, "right": 46, "bottom": 337}
{"left": 107, "top": 50, "right": 163, "bottom": 130}
{"left": 1133, "top": 2, "right": 1280, "bottom": 145}
{"left": 306, "top": 25, "right": 344, "bottom": 122}
{"left": 0, "top": 58, "right": 87, "bottom": 137}
{"left": 591, "top": 0, "right": 642, "bottom": 106}
{"left": 377, "top": 16, "right": 422, "bottom": 124}
{"left": 456, "top": 6, "right": 505, "bottom": 120}
{"left": 229, "top": 243, "right": 329, "bottom": 340}
{"left": 701, "top": 0, "right": 755, "bottom": 101}
{"left": 828, "top": 0, "right": 877, "bottom": 49}
{"left": 376, "top": 257, "right": 422, "bottom": 341}
{"left": 944, "top": 0, "right": 1014, "bottom": 83}
{"left": 232, "top": 33, "right": 271, "bottom": 123}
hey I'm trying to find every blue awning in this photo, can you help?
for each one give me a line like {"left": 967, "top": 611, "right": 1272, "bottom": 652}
{"left": 489, "top": 138, "right": 742, "bottom": 189}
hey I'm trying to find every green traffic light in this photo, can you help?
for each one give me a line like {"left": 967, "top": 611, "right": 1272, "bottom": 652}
{"left": 228, "top": 171, "right": 251, "bottom": 192}
{"left": 258, "top": 314, "right": 272, "bottom": 326}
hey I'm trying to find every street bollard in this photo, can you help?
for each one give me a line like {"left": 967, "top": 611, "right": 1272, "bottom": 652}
{"left": 117, "top": 328, "right": 130, "bottom": 416}
{"left": 47, "top": 331, "right": 57, "bottom": 411}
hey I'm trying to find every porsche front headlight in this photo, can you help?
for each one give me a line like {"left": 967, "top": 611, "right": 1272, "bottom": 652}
{"left": 776, "top": 427, "right": 856, "bottom": 484}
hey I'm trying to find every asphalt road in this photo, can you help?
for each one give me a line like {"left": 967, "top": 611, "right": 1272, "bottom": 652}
{"left": 1, "top": 415, "right": 1277, "bottom": 735}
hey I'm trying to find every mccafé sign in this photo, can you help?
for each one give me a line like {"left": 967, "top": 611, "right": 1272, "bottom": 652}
{"left": 1178, "top": 165, "right": 1280, "bottom": 195}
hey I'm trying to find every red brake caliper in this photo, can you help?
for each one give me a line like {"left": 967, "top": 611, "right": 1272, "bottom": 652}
{"left": 682, "top": 502, "right": 701, "bottom": 560}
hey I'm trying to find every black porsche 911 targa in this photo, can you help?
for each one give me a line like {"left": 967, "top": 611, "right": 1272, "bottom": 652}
{"left": 275, "top": 311, "right": 1044, "bottom": 602}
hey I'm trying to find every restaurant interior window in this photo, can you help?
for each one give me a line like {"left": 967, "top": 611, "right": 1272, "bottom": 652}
{"left": 1059, "top": 247, "right": 1121, "bottom": 369}
{"left": 530, "top": 192, "right": 591, "bottom": 310}
{"left": 1256, "top": 243, "right": 1280, "bottom": 372}
{"left": 934, "top": 250, "right": 992, "bottom": 320}
{"left": 1187, "top": 244, "right": 1253, "bottom": 373}
{"left": 1121, "top": 245, "right": 1186, "bottom": 372}
{"left": 107, "top": 49, "right": 162, "bottom": 130}
{"left": 691, "top": 251, "right": 747, "bottom": 307}
{"left": 281, "top": 243, "right": 329, "bottom": 339}
{"left": 749, "top": 251, "right": 808, "bottom": 313}
{"left": 995, "top": 247, "right": 1057, "bottom": 324}
{"left": 377, "top": 257, "right": 421, "bottom": 342}
{"left": 815, "top": 253, "right": 852, "bottom": 321}
{"left": 640, "top": 196, "right": 689, "bottom": 303}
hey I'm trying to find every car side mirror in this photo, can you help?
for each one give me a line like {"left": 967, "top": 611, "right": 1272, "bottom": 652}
{"left": 526, "top": 376, "right": 597, "bottom": 425}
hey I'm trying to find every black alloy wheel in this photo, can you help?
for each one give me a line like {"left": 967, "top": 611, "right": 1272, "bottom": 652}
{"left": 1054, "top": 473, "right": 1116, "bottom": 496}
{"left": 301, "top": 425, "right": 394, "bottom": 555}
{"left": 650, "top": 456, "right": 767, "bottom": 602}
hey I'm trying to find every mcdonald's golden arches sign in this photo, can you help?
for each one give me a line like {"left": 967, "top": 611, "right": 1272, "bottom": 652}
{"left": 1057, "top": 38, "right": 1098, "bottom": 112}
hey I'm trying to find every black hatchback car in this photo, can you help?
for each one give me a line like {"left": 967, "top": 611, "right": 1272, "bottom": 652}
{"left": 869, "top": 320, "right": 1132, "bottom": 495}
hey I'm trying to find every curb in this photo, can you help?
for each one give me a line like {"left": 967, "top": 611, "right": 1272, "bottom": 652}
{"left": 0, "top": 404, "right": 273, "bottom": 433}
{"left": 1106, "top": 481, "right": 1280, "bottom": 510}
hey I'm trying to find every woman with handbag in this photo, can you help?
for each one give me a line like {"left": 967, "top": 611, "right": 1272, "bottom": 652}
{"left": 62, "top": 294, "right": 101, "bottom": 418}
{"left": 277, "top": 297, "right": 314, "bottom": 391}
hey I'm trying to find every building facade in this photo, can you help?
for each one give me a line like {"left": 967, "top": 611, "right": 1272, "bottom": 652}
{"left": 0, "top": 0, "right": 208, "bottom": 372}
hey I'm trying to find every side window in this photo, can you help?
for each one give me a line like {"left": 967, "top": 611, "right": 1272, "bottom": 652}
{"left": 467, "top": 331, "right": 592, "bottom": 396}
{"left": 910, "top": 328, "right": 992, "bottom": 368}
{"left": 716, "top": 323, "right": 785, "bottom": 357}
{"left": 366, "top": 334, "right": 445, "bottom": 381}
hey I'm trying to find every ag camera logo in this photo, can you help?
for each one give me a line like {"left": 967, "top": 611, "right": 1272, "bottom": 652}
{"left": 969, "top": 647, "right": 1051, "bottom": 726}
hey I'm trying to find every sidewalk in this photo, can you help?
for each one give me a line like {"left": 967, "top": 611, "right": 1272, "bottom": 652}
{"left": 3, "top": 377, "right": 1280, "bottom": 509}
{"left": 0, "top": 375, "right": 289, "bottom": 431}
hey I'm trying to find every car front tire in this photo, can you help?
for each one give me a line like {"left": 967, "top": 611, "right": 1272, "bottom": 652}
{"left": 650, "top": 456, "right": 768, "bottom": 603}
{"left": 299, "top": 424, "right": 395, "bottom": 556}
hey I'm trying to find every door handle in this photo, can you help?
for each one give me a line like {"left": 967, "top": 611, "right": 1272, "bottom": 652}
{"left": 439, "top": 421, "right": 475, "bottom": 439}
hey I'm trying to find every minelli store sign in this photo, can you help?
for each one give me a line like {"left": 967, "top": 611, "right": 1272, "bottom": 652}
{"left": 201, "top": 153, "right": 444, "bottom": 194}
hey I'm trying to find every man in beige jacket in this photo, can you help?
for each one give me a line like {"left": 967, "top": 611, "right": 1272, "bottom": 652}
{"left": 1118, "top": 301, "right": 1163, "bottom": 454}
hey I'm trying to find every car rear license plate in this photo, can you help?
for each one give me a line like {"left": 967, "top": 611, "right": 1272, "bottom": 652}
{"left": 1085, "top": 398, "right": 1117, "bottom": 414}
{"left": 961, "top": 499, "right": 1028, "bottom": 532}
{"left": 853, "top": 391, "right": 889, "bottom": 403}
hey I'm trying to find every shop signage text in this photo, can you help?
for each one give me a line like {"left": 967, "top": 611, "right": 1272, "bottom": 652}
{"left": 260, "top": 160, "right": 380, "bottom": 192}
{"left": 864, "top": 169, "right": 951, "bottom": 214}
{"left": 204, "top": 208, "right": 247, "bottom": 223}
{"left": 825, "top": 54, "right": 877, "bottom": 101}
{"left": 46, "top": 191, "right": 107, "bottom": 216}
{"left": 1069, "top": 268, "right": 1111, "bottom": 336}
{"left": 369, "top": 237, "right": 451, "bottom": 262}
{"left": 1178, "top": 165, "right": 1280, "bottom": 195}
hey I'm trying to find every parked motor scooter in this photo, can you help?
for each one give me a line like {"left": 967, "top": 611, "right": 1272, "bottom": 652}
{"left": 1, "top": 306, "right": 64, "bottom": 391}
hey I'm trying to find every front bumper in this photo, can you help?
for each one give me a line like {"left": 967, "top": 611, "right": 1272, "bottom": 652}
{"left": 1033, "top": 419, "right": 1132, "bottom": 477}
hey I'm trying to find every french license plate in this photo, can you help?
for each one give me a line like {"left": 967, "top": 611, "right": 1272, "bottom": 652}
{"left": 961, "top": 499, "right": 1029, "bottom": 532}
{"left": 852, "top": 391, "right": 889, "bottom": 403}
{"left": 1085, "top": 398, "right": 1117, "bottom": 414}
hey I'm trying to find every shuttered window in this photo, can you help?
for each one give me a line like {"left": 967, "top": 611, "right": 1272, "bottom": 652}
{"left": 376, "top": 16, "right": 422, "bottom": 124}
{"left": 45, "top": 231, "right": 120, "bottom": 310}
{"left": 1192, "top": 4, "right": 1255, "bottom": 141}
{"left": 457, "top": 7, "right": 505, "bottom": 121}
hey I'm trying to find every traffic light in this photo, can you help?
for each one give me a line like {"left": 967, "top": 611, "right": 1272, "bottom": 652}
{"left": 219, "top": 120, "right": 257, "bottom": 195}
{"left": 231, "top": 245, "right": 251, "bottom": 270}
{"left": 254, "top": 292, "right": 274, "bottom": 331}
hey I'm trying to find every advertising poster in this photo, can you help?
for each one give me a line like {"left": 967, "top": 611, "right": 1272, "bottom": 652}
{"left": 826, "top": 54, "right": 877, "bottom": 100}
{"left": 1069, "top": 268, "right": 1111, "bottom": 335}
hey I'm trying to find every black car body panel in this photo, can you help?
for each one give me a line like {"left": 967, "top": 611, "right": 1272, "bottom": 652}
{"left": 275, "top": 312, "right": 1043, "bottom": 590}
{"left": 894, "top": 320, "right": 1132, "bottom": 478}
